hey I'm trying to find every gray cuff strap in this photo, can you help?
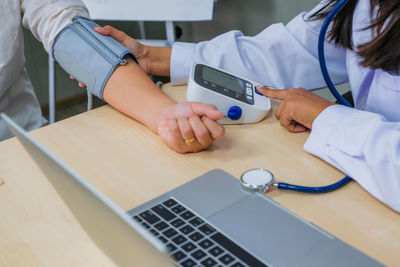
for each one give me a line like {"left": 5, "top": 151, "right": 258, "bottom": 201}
{"left": 52, "top": 16, "right": 138, "bottom": 100}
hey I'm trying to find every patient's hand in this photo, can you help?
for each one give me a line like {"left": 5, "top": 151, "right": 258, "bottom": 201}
{"left": 157, "top": 102, "right": 225, "bottom": 153}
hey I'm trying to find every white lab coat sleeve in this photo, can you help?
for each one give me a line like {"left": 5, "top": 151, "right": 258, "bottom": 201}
{"left": 170, "top": 42, "right": 197, "bottom": 85}
{"left": 171, "top": 1, "right": 348, "bottom": 88}
{"left": 304, "top": 105, "right": 400, "bottom": 213}
{"left": 21, "top": 0, "right": 89, "bottom": 54}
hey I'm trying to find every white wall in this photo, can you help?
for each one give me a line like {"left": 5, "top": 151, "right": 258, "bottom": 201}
{"left": 179, "top": 0, "right": 321, "bottom": 42}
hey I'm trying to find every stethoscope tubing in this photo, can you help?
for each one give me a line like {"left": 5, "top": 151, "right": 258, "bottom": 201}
{"left": 276, "top": 0, "right": 353, "bottom": 193}
{"left": 318, "top": 0, "right": 353, "bottom": 108}
{"left": 275, "top": 176, "right": 352, "bottom": 193}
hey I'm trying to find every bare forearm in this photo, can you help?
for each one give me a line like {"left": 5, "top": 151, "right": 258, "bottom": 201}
{"left": 146, "top": 46, "right": 172, "bottom": 76}
{"left": 103, "top": 61, "right": 175, "bottom": 132}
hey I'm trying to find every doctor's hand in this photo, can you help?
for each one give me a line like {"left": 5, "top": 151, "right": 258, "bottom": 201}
{"left": 69, "top": 75, "right": 86, "bottom": 88}
{"left": 95, "top": 26, "right": 171, "bottom": 77}
{"left": 156, "top": 102, "right": 225, "bottom": 153}
{"left": 257, "top": 86, "right": 335, "bottom": 133}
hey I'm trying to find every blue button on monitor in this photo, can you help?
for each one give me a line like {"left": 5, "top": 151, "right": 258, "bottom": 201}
{"left": 227, "top": 106, "right": 242, "bottom": 121}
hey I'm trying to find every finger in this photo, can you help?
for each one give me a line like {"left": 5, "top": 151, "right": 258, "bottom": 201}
{"left": 278, "top": 105, "right": 294, "bottom": 130}
{"left": 189, "top": 116, "right": 214, "bottom": 146}
{"left": 287, "top": 123, "right": 308, "bottom": 133}
{"left": 95, "top": 25, "right": 128, "bottom": 44}
{"left": 190, "top": 103, "right": 224, "bottom": 120}
{"left": 202, "top": 117, "right": 225, "bottom": 139}
{"left": 94, "top": 25, "right": 114, "bottom": 35}
{"left": 257, "top": 86, "right": 290, "bottom": 100}
{"left": 69, "top": 75, "right": 87, "bottom": 88}
{"left": 178, "top": 117, "right": 195, "bottom": 142}
{"left": 279, "top": 109, "right": 307, "bottom": 133}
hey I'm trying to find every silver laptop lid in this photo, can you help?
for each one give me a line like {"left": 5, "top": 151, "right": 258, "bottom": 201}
{"left": 1, "top": 113, "right": 173, "bottom": 267}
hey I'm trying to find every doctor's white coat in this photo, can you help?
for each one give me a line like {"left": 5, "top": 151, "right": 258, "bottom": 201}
{"left": 170, "top": 0, "right": 400, "bottom": 213}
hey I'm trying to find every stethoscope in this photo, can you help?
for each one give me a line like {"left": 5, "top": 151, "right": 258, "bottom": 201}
{"left": 241, "top": 0, "right": 353, "bottom": 194}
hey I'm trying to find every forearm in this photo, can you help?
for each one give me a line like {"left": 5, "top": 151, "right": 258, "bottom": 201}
{"left": 304, "top": 105, "right": 400, "bottom": 213}
{"left": 146, "top": 46, "right": 172, "bottom": 76}
{"left": 103, "top": 61, "right": 176, "bottom": 133}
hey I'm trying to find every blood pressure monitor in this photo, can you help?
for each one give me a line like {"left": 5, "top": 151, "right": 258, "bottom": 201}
{"left": 187, "top": 63, "right": 271, "bottom": 124}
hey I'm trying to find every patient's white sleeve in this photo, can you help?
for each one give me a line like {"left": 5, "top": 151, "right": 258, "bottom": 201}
{"left": 171, "top": 2, "right": 347, "bottom": 89}
{"left": 305, "top": 105, "right": 400, "bottom": 213}
{"left": 21, "top": 0, "right": 88, "bottom": 53}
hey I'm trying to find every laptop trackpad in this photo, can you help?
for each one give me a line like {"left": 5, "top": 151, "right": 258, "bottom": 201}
{"left": 208, "top": 194, "right": 332, "bottom": 266}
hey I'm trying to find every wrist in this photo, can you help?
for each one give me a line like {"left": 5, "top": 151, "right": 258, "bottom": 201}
{"left": 155, "top": 101, "right": 177, "bottom": 134}
{"left": 103, "top": 61, "right": 176, "bottom": 134}
{"left": 146, "top": 46, "right": 172, "bottom": 76}
{"left": 308, "top": 101, "right": 335, "bottom": 129}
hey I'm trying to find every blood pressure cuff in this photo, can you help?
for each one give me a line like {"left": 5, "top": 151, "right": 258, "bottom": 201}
{"left": 52, "top": 16, "right": 137, "bottom": 99}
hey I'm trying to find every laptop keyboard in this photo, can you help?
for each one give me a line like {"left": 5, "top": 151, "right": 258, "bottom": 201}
{"left": 133, "top": 198, "right": 267, "bottom": 267}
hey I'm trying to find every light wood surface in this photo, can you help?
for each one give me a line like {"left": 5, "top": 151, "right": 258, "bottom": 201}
{"left": 0, "top": 84, "right": 399, "bottom": 266}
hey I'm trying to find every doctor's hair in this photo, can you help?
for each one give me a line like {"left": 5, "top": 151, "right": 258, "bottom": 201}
{"left": 310, "top": 0, "right": 400, "bottom": 74}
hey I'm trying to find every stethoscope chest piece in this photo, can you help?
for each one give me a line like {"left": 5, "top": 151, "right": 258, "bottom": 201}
{"left": 240, "top": 168, "right": 275, "bottom": 193}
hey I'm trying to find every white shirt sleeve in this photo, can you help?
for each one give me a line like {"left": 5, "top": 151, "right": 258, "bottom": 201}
{"left": 171, "top": 1, "right": 348, "bottom": 88}
{"left": 304, "top": 105, "right": 400, "bottom": 213}
{"left": 21, "top": 0, "right": 89, "bottom": 54}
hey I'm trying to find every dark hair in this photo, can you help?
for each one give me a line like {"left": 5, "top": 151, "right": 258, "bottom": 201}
{"left": 310, "top": 0, "right": 400, "bottom": 73}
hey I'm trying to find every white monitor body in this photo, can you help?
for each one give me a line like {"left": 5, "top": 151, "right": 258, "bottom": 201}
{"left": 187, "top": 63, "right": 271, "bottom": 125}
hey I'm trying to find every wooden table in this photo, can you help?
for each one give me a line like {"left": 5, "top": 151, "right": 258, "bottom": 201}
{"left": 0, "top": 84, "right": 399, "bottom": 266}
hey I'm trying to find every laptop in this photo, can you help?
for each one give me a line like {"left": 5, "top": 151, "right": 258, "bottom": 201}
{"left": 2, "top": 113, "right": 382, "bottom": 267}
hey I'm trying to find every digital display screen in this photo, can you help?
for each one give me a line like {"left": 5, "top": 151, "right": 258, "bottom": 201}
{"left": 202, "top": 67, "right": 243, "bottom": 94}
{"left": 194, "top": 64, "right": 254, "bottom": 105}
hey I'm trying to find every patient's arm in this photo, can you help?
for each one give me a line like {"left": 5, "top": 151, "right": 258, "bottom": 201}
{"left": 58, "top": 19, "right": 224, "bottom": 153}
{"left": 103, "top": 61, "right": 174, "bottom": 132}
{"left": 101, "top": 61, "right": 225, "bottom": 153}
